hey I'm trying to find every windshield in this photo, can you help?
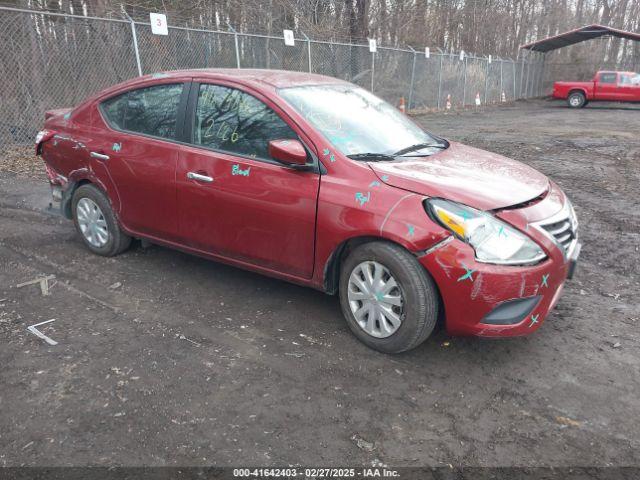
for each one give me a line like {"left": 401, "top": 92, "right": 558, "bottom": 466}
{"left": 279, "top": 84, "right": 443, "bottom": 158}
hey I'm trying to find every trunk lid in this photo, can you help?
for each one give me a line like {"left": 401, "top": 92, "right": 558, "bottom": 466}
{"left": 44, "top": 108, "right": 72, "bottom": 121}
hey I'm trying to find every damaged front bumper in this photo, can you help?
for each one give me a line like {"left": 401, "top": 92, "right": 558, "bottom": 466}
{"left": 419, "top": 186, "right": 580, "bottom": 337}
{"left": 419, "top": 238, "right": 570, "bottom": 337}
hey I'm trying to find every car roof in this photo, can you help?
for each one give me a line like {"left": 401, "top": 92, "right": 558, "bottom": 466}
{"left": 84, "top": 69, "right": 351, "bottom": 109}
{"left": 187, "top": 68, "right": 348, "bottom": 87}
{"left": 128, "top": 68, "right": 348, "bottom": 89}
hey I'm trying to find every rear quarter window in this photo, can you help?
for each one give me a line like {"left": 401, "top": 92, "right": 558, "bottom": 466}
{"left": 101, "top": 94, "right": 127, "bottom": 129}
{"left": 100, "top": 83, "right": 184, "bottom": 140}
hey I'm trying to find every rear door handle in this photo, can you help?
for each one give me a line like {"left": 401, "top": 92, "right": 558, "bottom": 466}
{"left": 187, "top": 171, "right": 214, "bottom": 183}
{"left": 90, "top": 151, "right": 110, "bottom": 161}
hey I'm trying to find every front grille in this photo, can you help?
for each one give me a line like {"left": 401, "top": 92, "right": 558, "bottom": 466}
{"left": 536, "top": 202, "right": 578, "bottom": 257}
{"left": 541, "top": 218, "right": 575, "bottom": 252}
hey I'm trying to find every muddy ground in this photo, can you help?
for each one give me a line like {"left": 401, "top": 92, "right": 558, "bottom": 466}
{"left": 0, "top": 99, "right": 639, "bottom": 469}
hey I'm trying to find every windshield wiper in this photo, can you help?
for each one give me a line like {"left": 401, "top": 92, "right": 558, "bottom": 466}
{"left": 393, "top": 142, "right": 447, "bottom": 156}
{"left": 347, "top": 152, "right": 397, "bottom": 162}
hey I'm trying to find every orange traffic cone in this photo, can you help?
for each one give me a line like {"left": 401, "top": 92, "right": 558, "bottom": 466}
{"left": 398, "top": 96, "right": 406, "bottom": 114}
{"left": 475, "top": 92, "right": 481, "bottom": 107}
{"left": 446, "top": 94, "right": 452, "bottom": 110}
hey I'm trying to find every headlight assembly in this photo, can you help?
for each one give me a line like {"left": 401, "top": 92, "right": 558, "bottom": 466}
{"left": 426, "top": 198, "right": 547, "bottom": 265}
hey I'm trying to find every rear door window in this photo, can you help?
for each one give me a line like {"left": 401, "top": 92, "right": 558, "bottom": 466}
{"left": 101, "top": 83, "right": 184, "bottom": 140}
{"left": 599, "top": 73, "right": 617, "bottom": 84}
{"left": 192, "top": 84, "right": 297, "bottom": 161}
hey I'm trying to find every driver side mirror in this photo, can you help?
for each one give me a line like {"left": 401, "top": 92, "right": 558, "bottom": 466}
{"left": 268, "top": 139, "right": 309, "bottom": 167}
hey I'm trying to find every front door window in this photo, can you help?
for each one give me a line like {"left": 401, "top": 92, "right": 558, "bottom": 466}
{"left": 193, "top": 84, "right": 298, "bottom": 161}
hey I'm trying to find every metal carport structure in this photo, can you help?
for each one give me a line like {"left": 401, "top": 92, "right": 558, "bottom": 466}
{"left": 521, "top": 24, "right": 640, "bottom": 53}
{"left": 519, "top": 24, "right": 640, "bottom": 94}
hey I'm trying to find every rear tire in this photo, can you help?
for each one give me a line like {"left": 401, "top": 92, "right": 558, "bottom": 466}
{"left": 339, "top": 241, "right": 439, "bottom": 353}
{"left": 72, "top": 184, "right": 131, "bottom": 257}
{"left": 567, "top": 91, "right": 586, "bottom": 108}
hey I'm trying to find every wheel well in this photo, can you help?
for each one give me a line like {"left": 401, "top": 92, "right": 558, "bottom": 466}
{"left": 323, "top": 236, "right": 447, "bottom": 328}
{"left": 323, "top": 236, "right": 380, "bottom": 295}
{"left": 568, "top": 89, "right": 586, "bottom": 98}
{"left": 61, "top": 179, "right": 92, "bottom": 219}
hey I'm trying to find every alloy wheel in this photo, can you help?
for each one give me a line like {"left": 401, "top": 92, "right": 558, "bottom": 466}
{"left": 76, "top": 197, "right": 109, "bottom": 247}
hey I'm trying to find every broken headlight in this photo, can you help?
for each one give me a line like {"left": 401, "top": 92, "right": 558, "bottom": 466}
{"left": 426, "top": 198, "right": 547, "bottom": 265}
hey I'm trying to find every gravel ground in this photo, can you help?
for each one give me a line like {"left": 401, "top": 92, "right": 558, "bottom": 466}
{"left": 0, "top": 98, "right": 639, "bottom": 469}
{"left": 0, "top": 146, "right": 42, "bottom": 179}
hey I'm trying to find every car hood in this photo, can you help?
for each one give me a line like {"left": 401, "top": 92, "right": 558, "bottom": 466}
{"left": 370, "top": 141, "right": 549, "bottom": 211}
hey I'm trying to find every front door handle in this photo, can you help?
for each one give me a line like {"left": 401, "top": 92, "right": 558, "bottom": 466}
{"left": 187, "top": 171, "right": 214, "bottom": 183}
{"left": 90, "top": 151, "right": 110, "bottom": 161}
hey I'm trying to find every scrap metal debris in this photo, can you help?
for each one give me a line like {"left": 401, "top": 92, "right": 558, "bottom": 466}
{"left": 177, "top": 334, "right": 201, "bottom": 347}
{"left": 27, "top": 318, "right": 58, "bottom": 346}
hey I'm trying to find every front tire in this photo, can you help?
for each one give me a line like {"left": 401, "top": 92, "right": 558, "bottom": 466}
{"left": 567, "top": 91, "right": 586, "bottom": 108}
{"left": 72, "top": 184, "right": 131, "bottom": 257}
{"left": 339, "top": 241, "right": 439, "bottom": 353}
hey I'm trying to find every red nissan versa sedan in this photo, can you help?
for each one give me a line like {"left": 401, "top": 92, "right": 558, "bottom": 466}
{"left": 36, "top": 69, "right": 580, "bottom": 353}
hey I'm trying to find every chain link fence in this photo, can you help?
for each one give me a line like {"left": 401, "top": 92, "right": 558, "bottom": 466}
{"left": 0, "top": 6, "right": 545, "bottom": 147}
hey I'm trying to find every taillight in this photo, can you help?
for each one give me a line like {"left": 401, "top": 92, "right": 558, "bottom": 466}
{"left": 35, "top": 129, "right": 56, "bottom": 155}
